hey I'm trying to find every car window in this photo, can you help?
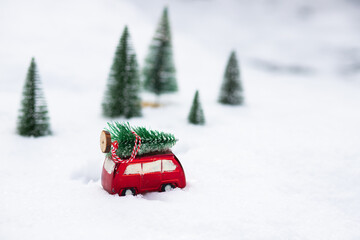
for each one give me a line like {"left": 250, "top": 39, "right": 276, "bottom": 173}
{"left": 162, "top": 160, "right": 177, "bottom": 172}
{"left": 124, "top": 163, "right": 141, "bottom": 175}
{"left": 104, "top": 157, "right": 115, "bottom": 174}
{"left": 143, "top": 160, "right": 161, "bottom": 174}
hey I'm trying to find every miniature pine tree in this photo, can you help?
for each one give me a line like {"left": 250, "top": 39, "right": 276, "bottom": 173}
{"left": 17, "top": 58, "right": 51, "bottom": 137}
{"left": 102, "top": 26, "right": 142, "bottom": 118}
{"left": 106, "top": 122, "right": 177, "bottom": 157}
{"left": 188, "top": 90, "right": 205, "bottom": 125}
{"left": 218, "top": 51, "right": 244, "bottom": 105}
{"left": 143, "top": 7, "right": 178, "bottom": 96}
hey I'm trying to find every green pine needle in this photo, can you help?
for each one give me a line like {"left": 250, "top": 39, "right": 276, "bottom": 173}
{"left": 106, "top": 122, "right": 177, "bottom": 157}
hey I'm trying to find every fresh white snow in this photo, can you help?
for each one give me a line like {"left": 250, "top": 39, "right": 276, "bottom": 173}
{"left": 1, "top": 0, "right": 360, "bottom": 239}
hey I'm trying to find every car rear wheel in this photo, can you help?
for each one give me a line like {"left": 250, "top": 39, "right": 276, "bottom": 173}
{"left": 161, "top": 183, "right": 175, "bottom": 192}
{"left": 121, "top": 188, "right": 136, "bottom": 196}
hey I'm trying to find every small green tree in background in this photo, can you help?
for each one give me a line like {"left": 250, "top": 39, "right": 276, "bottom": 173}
{"left": 218, "top": 51, "right": 244, "bottom": 105}
{"left": 17, "top": 58, "right": 51, "bottom": 137}
{"left": 102, "top": 26, "right": 142, "bottom": 118}
{"left": 188, "top": 90, "right": 205, "bottom": 125}
{"left": 143, "top": 7, "right": 178, "bottom": 98}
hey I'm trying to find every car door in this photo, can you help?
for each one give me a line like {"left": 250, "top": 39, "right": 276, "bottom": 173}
{"left": 141, "top": 160, "right": 162, "bottom": 191}
{"left": 161, "top": 159, "right": 179, "bottom": 182}
{"left": 119, "top": 163, "right": 141, "bottom": 191}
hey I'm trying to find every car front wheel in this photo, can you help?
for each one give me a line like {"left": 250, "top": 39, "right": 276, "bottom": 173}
{"left": 121, "top": 188, "right": 136, "bottom": 196}
{"left": 161, "top": 183, "right": 175, "bottom": 192}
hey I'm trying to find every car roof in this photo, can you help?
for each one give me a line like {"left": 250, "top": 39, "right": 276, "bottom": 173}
{"left": 129, "top": 150, "right": 175, "bottom": 163}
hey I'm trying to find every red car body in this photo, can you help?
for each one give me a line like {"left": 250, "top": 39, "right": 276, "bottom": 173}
{"left": 101, "top": 151, "right": 186, "bottom": 196}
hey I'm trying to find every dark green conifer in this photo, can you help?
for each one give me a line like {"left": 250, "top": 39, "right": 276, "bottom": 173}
{"left": 218, "top": 51, "right": 244, "bottom": 105}
{"left": 106, "top": 122, "right": 177, "bottom": 157}
{"left": 17, "top": 58, "right": 51, "bottom": 137}
{"left": 143, "top": 7, "right": 177, "bottom": 96}
{"left": 188, "top": 90, "right": 205, "bottom": 125}
{"left": 102, "top": 26, "right": 142, "bottom": 118}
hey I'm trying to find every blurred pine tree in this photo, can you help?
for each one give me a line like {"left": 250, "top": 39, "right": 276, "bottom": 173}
{"left": 102, "top": 26, "right": 142, "bottom": 118}
{"left": 143, "top": 7, "right": 177, "bottom": 96}
{"left": 188, "top": 90, "right": 205, "bottom": 125}
{"left": 218, "top": 51, "right": 244, "bottom": 105}
{"left": 17, "top": 58, "right": 51, "bottom": 137}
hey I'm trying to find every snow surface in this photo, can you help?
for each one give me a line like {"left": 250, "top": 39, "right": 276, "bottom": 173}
{"left": 1, "top": 0, "right": 360, "bottom": 239}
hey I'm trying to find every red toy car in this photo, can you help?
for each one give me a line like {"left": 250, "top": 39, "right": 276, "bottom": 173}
{"left": 101, "top": 151, "right": 186, "bottom": 196}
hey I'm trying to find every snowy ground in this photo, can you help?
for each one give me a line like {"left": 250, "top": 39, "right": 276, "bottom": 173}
{"left": 1, "top": 0, "right": 360, "bottom": 239}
